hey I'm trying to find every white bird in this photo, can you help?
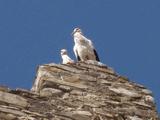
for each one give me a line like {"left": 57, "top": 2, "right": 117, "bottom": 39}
{"left": 60, "top": 49, "right": 74, "bottom": 64}
{"left": 72, "top": 28, "right": 100, "bottom": 62}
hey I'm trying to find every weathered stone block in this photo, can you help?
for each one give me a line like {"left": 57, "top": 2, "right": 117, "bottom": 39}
{"left": 40, "top": 88, "right": 63, "bottom": 97}
{"left": 0, "top": 91, "right": 28, "bottom": 107}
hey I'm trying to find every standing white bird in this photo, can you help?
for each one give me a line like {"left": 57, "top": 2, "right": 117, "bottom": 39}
{"left": 72, "top": 28, "right": 100, "bottom": 62}
{"left": 60, "top": 49, "right": 74, "bottom": 64}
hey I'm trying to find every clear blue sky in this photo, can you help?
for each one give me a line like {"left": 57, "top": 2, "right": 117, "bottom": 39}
{"left": 0, "top": 1, "right": 159, "bottom": 113}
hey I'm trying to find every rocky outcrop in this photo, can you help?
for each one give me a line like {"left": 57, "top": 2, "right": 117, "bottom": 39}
{"left": 0, "top": 62, "right": 159, "bottom": 120}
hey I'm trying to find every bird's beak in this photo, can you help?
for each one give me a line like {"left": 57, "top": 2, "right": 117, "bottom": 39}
{"left": 71, "top": 31, "right": 75, "bottom": 36}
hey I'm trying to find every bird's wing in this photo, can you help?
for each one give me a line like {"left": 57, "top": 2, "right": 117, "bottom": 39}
{"left": 93, "top": 49, "right": 100, "bottom": 61}
{"left": 85, "top": 37, "right": 94, "bottom": 49}
{"left": 73, "top": 46, "right": 81, "bottom": 61}
{"left": 81, "top": 35, "right": 100, "bottom": 61}
{"left": 86, "top": 38, "right": 100, "bottom": 61}
{"left": 66, "top": 55, "right": 73, "bottom": 61}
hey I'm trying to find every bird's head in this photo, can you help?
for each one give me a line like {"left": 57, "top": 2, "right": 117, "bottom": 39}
{"left": 61, "top": 49, "right": 68, "bottom": 55}
{"left": 71, "top": 27, "right": 82, "bottom": 36}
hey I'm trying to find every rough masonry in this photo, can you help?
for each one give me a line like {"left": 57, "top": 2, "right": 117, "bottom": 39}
{"left": 0, "top": 62, "right": 159, "bottom": 120}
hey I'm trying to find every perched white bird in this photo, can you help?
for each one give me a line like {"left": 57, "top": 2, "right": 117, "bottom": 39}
{"left": 60, "top": 49, "right": 74, "bottom": 64}
{"left": 72, "top": 28, "right": 100, "bottom": 62}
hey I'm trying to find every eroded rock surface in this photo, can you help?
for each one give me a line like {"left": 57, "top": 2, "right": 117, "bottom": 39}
{"left": 0, "top": 62, "right": 159, "bottom": 120}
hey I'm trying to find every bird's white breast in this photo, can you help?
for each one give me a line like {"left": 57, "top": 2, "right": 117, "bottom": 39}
{"left": 62, "top": 55, "right": 73, "bottom": 64}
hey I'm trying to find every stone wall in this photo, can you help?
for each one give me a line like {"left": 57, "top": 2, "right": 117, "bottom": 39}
{"left": 0, "top": 62, "right": 159, "bottom": 120}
